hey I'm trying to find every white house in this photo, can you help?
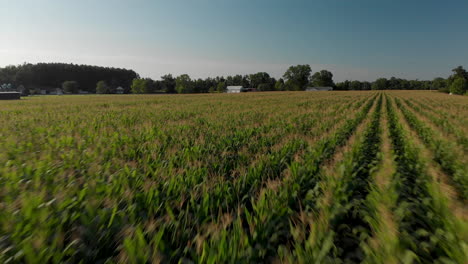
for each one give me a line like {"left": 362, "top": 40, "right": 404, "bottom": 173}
{"left": 116, "top": 87, "right": 124, "bottom": 94}
{"left": 226, "top": 86, "right": 243, "bottom": 93}
{"left": 306, "top": 87, "right": 333, "bottom": 91}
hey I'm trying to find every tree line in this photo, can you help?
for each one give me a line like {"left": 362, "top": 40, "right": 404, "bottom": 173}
{"left": 335, "top": 66, "right": 468, "bottom": 95}
{"left": 0, "top": 63, "right": 138, "bottom": 94}
{"left": 0, "top": 62, "right": 466, "bottom": 95}
{"left": 128, "top": 65, "right": 336, "bottom": 94}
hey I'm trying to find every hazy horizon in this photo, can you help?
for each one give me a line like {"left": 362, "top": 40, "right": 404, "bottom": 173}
{"left": 1, "top": 0, "right": 467, "bottom": 82}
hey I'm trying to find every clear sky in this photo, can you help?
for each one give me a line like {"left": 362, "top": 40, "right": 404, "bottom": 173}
{"left": 1, "top": 0, "right": 467, "bottom": 82}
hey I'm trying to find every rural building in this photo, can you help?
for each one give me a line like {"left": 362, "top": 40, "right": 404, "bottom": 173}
{"left": 226, "top": 86, "right": 243, "bottom": 93}
{"left": 0, "top": 92, "right": 21, "bottom": 100}
{"left": 306, "top": 87, "right": 333, "bottom": 91}
{"left": 116, "top": 87, "right": 124, "bottom": 94}
{"left": 226, "top": 86, "right": 258, "bottom": 93}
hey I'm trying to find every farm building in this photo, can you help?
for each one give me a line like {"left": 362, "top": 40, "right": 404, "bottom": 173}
{"left": 226, "top": 86, "right": 257, "bottom": 93}
{"left": 0, "top": 92, "right": 21, "bottom": 100}
{"left": 226, "top": 86, "right": 243, "bottom": 93}
{"left": 306, "top": 87, "right": 333, "bottom": 91}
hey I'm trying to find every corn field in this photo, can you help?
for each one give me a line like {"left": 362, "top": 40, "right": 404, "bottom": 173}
{"left": 0, "top": 91, "right": 466, "bottom": 263}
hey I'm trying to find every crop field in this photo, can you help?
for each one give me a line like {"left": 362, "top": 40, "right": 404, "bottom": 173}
{"left": 0, "top": 91, "right": 466, "bottom": 263}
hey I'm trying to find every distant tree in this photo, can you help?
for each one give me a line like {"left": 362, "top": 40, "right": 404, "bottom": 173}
{"left": 452, "top": 66, "right": 468, "bottom": 80}
{"left": 0, "top": 62, "right": 137, "bottom": 93}
{"left": 96, "top": 80, "right": 111, "bottom": 94}
{"left": 388, "top": 77, "right": 401, "bottom": 90}
{"left": 274, "top": 79, "right": 285, "bottom": 91}
{"left": 249, "top": 72, "right": 271, "bottom": 89}
{"left": 257, "top": 83, "right": 273, "bottom": 91}
{"left": 283, "top": 64, "right": 312, "bottom": 91}
{"left": 176, "top": 74, "right": 193, "bottom": 94}
{"left": 361, "top": 81, "right": 372, "bottom": 90}
{"left": 349, "top": 80, "right": 362, "bottom": 90}
{"left": 431, "top": 77, "right": 446, "bottom": 91}
{"left": 226, "top": 75, "right": 243, "bottom": 86}
{"left": 132, "top": 78, "right": 157, "bottom": 94}
{"left": 62, "top": 81, "right": 79, "bottom": 94}
{"left": 399, "top": 79, "right": 410, "bottom": 90}
{"left": 161, "top": 74, "right": 176, "bottom": 93}
{"left": 241, "top": 75, "right": 251, "bottom": 88}
{"left": 131, "top": 78, "right": 145, "bottom": 94}
{"left": 408, "top": 80, "right": 422, "bottom": 90}
{"left": 217, "top": 81, "right": 226, "bottom": 93}
{"left": 14, "top": 63, "right": 34, "bottom": 87}
{"left": 0, "top": 65, "right": 18, "bottom": 85}
{"left": 309, "top": 70, "right": 335, "bottom": 87}
{"left": 450, "top": 77, "right": 468, "bottom": 95}
{"left": 335, "top": 80, "right": 350, "bottom": 90}
{"left": 421, "top": 81, "right": 431, "bottom": 90}
{"left": 372, "top": 78, "right": 388, "bottom": 90}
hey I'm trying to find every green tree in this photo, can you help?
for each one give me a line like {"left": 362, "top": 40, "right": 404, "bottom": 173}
{"left": 0, "top": 62, "right": 137, "bottom": 93}
{"left": 249, "top": 72, "right": 271, "bottom": 88}
{"left": 283, "top": 64, "right": 312, "bottom": 91}
{"left": 62, "top": 81, "right": 79, "bottom": 94}
{"left": 131, "top": 79, "right": 144, "bottom": 94}
{"left": 241, "top": 75, "right": 251, "bottom": 88}
{"left": 131, "top": 78, "right": 157, "bottom": 94}
{"left": 274, "top": 79, "right": 285, "bottom": 91}
{"left": 217, "top": 81, "right": 226, "bottom": 93}
{"left": 176, "top": 74, "right": 193, "bottom": 94}
{"left": 96, "top": 80, "right": 111, "bottom": 94}
{"left": 309, "top": 70, "right": 335, "bottom": 87}
{"left": 450, "top": 77, "right": 468, "bottom": 95}
{"left": 257, "top": 83, "right": 273, "bottom": 91}
{"left": 408, "top": 80, "right": 422, "bottom": 90}
{"left": 161, "top": 74, "right": 176, "bottom": 93}
{"left": 226, "top": 75, "right": 243, "bottom": 86}
{"left": 361, "top": 81, "right": 372, "bottom": 90}
{"left": 371, "top": 78, "right": 388, "bottom": 90}
{"left": 336, "top": 80, "right": 350, "bottom": 90}
{"left": 349, "top": 80, "right": 362, "bottom": 90}
{"left": 432, "top": 77, "right": 446, "bottom": 91}
{"left": 452, "top": 66, "right": 468, "bottom": 80}
{"left": 388, "top": 77, "right": 401, "bottom": 90}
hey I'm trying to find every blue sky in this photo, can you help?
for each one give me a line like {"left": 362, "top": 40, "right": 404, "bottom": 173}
{"left": 1, "top": 0, "right": 467, "bottom": 81}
